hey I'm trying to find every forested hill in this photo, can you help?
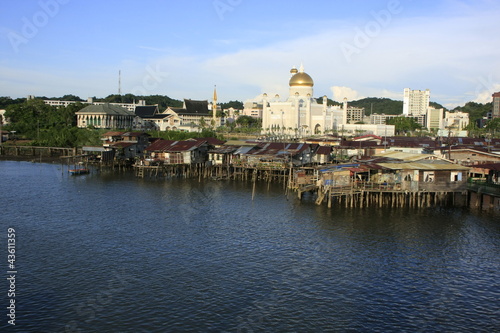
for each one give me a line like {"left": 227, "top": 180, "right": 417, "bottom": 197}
{"left": 347, "top": 97, "right": 445, "bottom": 115}
{"left": 348, "top": 97, "right": 403, "bottom": 115}
{"left": 95, "top": 94, "right": 183, "bottom": 110}
{"left": 452, "top": 101, "right": 492, "bottom": 122}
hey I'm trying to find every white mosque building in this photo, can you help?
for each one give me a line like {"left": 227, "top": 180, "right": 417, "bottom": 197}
{"left": 260, "top": 65, "right": 394, "bottom": 137}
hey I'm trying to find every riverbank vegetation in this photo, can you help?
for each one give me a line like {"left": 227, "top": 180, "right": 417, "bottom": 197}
{"left": 1, "top": 95, "right": 498, "bottom": 148}
{"left": 1, "top": 98, "right": 223, "bottom": 147}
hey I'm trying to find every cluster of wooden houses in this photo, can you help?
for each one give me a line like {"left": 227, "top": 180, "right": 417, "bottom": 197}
{"left": 82, "top": 131, "right": 500, "bottom": 209}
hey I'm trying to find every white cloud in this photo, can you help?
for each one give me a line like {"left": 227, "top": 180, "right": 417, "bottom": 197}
{"left": 474, "top": 84, "right": 500, "bottom": 104}
{"left": 3, "top": 1, "right": 500, "bottom": 106}
{"left": 331, "top": 86, "right": 364, "bottom": 102}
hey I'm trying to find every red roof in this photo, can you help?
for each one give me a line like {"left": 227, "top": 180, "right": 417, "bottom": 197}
{"left": 316, "top": 146, "right": 333, "bottom": 155}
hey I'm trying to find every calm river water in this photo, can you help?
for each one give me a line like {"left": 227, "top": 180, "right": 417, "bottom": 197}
{"left": 1, "top": 160, "right": 499, "bottom": 332}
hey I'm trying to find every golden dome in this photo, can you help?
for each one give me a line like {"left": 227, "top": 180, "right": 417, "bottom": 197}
{"left": 289, "top": 72, "right": 314, "bottom": 87}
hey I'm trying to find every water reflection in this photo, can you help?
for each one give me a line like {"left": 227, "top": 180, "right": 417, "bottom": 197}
{"left": 0, "top": 161, "right": 498, "bottom": 332}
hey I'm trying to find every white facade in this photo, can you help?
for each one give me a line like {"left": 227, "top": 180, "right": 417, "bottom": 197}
{"left": 444, "top": 111, "right": 469, "bottom": 130}
{"left": 75, "top": 104, "right": 135, "bottom": 129}
{"left": 340, "top": 124, "right": 395, "bottom": 136}
{"left": 403, "top": 88, "right": 430, "bottom": 116}
{"left": 261, "top": 65, "right": 394, "bottom": 137}
{"left": 262, "top": 65, "right": 346, "bottom": 136}
{"left": 44, "top": 98, "right": 146, "bottom": 111}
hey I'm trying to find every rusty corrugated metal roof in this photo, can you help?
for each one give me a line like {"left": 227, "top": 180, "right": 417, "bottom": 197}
{"left": 377, "top": 162, "right": 469, "bottom": 171}
{"left": 145, "top": 139, "right": 203, "bottom": 152}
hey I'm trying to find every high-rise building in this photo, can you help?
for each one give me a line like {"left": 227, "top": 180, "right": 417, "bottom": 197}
{"left": 492, "top": 92, "right": 500, "bottom": 118}
{"left": 403, "top": 88, "right": 430, "bottom": 116}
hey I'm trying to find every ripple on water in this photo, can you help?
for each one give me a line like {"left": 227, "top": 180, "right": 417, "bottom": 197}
{"left": 1, "top": 161, "right": 499, "bottom": 332}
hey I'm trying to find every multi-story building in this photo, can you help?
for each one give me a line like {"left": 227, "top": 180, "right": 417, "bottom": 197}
{"left": 444, "top": 111, "right": 469, "bottom": 130}
{"left": 369, "top": 114, "right": 399, "bottom": 125}
{"left": 243, "top": 100, "right": 264, "bottom": 118}
{"left": 163, "top": 99, "right": 224, "bottom": 132}
{"left": 346, "top": 106, "right": 365, "bottom": 123}
{"left": 42, "top": 97, "right": 147, "bottom": 111}
{"left": 426, "top": 107, "right": 444, "bottom": 131}
{"left": 403, "top": 88, "right": 430, "bottom": 116}
{"left": 75, "top": 104, "right": 135, "bottom": 129}
{"left": 492, "top": 92, "right": 500, "bottom": 118}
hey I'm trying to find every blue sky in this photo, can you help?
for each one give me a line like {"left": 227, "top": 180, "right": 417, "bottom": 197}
{"left": 1, "top": 0, "right": 500, "bottom": 109}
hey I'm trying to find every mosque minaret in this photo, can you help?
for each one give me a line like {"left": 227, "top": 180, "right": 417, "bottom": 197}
{"left": 262, "top": 64, "right": 345, "bottom": 136}
{"left": 257, "top": 64, "right": 394, "bottom": 137}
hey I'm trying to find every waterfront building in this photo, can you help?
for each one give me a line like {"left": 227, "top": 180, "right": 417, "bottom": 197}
{"left": 75, "top": 104, "right": 135, "bottom": 129}
{"left": 312, "top": 145, "right": 334, "bottom": 164}
{"left": 100, "top": 131, "right": 151, "bottom": 159}
{"left": 403, "top": 88, "right": 430, "bottom": 116}
{"left": 144, "top": 139, "right": 209, "bottom": 164}
{"left": 438, "top": 147, "right": 500, "bottom": 166}
{"left": 365, "top": 151, "right": 470, "bottom": 192}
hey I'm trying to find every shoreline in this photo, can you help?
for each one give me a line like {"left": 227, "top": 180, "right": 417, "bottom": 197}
{"left": 1, "top": 155, "right": 498, "bottom": 213}
{"left": 0, "top": 155, "right": 63, "bottom": 164}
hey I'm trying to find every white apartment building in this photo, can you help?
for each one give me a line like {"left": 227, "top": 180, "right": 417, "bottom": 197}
{"left": 403, "top": 88, "right": 430, "bottom": 116}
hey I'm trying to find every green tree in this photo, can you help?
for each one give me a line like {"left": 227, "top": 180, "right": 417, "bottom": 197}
{"left": 452, "top": 101, "right": 492, "bottom": 123}
{"left": 316, "top": 97, "right": 341, "bottom": 106}
{"left": 219, "top": 100, "right": 244, "bottom": 109}
{"left": 199, "top": 117, "right": 207, "bottom": 129}
{"left": 349, "top": 97, "right": 404, "bottom": 115}
{"left": 51, "top": 94, "right": 83, "bottom": 101}
{"left": 0, "top": 97, "right": 25, "bottom": 109}
{"left": 485, "top": 118, "right": 500, "bottom": 132}
{"left": 385, "top": 116, "right": 422, "bottom": 135}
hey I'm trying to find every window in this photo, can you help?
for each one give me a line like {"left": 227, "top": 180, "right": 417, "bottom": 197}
{"left": 450, "top": 172, "right": 462, "bottom": 182}
{"left": 423, "top": 171, "right": 434, "bottom": 182}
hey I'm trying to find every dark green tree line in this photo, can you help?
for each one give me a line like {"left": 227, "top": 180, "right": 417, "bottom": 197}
{"left": 385, "top": 116, "right": 422, "bottom": 135}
